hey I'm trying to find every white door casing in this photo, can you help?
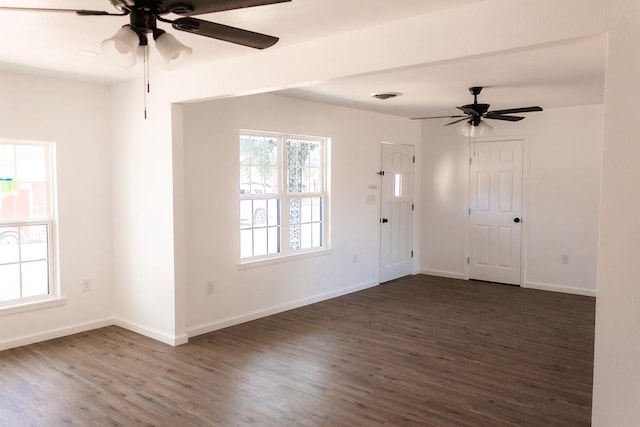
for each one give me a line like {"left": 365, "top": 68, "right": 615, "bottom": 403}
{"left": 380, "top": 143, "right": 414, "bottom": 283}
{"left": 469, "top": 140, "right": 523, "bottom": 285}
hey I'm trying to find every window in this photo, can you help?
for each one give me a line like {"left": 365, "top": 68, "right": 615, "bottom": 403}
{"left": 0, "top": 141, "right": 55, "bottom": 305}
{"left": 240, "top": 132, "right": 328, "bottom": 260}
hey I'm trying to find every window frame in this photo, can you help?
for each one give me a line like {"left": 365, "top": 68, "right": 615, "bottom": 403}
{"left": 0, "top": 139, "right": 58, "bottom": 312}
{"left": 239, "top": 130, "right": 330, "bottom": 263}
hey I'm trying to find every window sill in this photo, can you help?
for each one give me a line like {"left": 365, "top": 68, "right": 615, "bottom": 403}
{"left": 0, "top": 296, "right": 67, "bottom": 317}
{"left": 238, "top": 248, "right": 333, "bottom": 270}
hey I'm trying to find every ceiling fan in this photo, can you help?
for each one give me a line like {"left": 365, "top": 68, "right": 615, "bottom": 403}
{"left": 412, "top": 86, "right": 543, "bottom": 131}
{"left": 0, "top": 0, "right": 291, "bottom": 68}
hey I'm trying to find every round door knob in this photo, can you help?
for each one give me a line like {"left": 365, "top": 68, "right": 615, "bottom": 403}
{"left": 514, "top": 217, "right": 521, "bottom": 223}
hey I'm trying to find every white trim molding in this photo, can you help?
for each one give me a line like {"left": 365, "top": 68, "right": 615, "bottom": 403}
{"left": 188, "top": 280, "right": 379, "bottom": 338}
{"left": 524, "top": 281, "right": 596, "bottom": 297}
{"left": 0, "top": 317, "right": 112, "bottom": 352}
{"left": 113, "top": 317, "right": 189, "bottom": 346}
{"left": 0, "top": 296, "right": 67, "bottom": 317}
{"left": 420, "top": 269, "right": 466, "bottom": 281}
{"left": 1, "top": 316, "right": 190, "bottom": 352}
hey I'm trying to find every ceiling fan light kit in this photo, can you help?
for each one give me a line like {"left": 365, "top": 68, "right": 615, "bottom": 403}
{"left": 101, "top": 25, "right": 140, "bottom": 68}
{"left": 152, "top": 30, "right": 193, "bottom": 67}
{"left": 0, "top": 0, "right": 291, "bottom": 69}
{"left": 101, "top": 24, "right": 192, "bottom": 69}
{"left": 460, "top": 119, "right": 492, "bottom": 138}
{"left": 0, "top": 0, "right": 292, "bottom": 117}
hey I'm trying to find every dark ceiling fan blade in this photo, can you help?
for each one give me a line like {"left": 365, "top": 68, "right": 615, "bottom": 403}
{"left": 484, "top": 114, "right": 525, "bottom": 122}
{"left": 445, "top": 117, "right": 471, "bottom": 126}
{"left": 410, "top": 115, "right": 466, "bottom": 121}
{"left": 487, "top": 106, "right": 543, "bottom": 115}
{"left": 457, "top": 106, "right": 480, "bottom": 116}
{"left": 0, "top": 6, "right": 125, "bottom": 16}
{"left": 173, "top": 17, "right": 279, "bottom": 49}
{"left": 165, "top": 0, "right": 291, "bottom": 16}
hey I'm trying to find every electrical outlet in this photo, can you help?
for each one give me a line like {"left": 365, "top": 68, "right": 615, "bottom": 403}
{"left": 206, "top": 281, "right": 215, "bottom": 295}
{"left": 82, "top": 279, "right": 91, "bottom": 292}
{"left": 352, "top": 254, "right": 358, "bottom": 263}
{"left": 561, "top": 254, "right": 569, "bottom": 265}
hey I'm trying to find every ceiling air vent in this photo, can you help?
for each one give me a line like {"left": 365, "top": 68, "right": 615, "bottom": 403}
{"left": 371, "top": 92, "right": 402, "bottom": 100}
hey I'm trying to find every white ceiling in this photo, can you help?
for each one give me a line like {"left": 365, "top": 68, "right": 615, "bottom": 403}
{"left": 278, "top": 35, "right": 608, "bottom": 119}
{"left": 0, "top": 0, "right": 483, "bottom": 83}
{"left": 0, "top": 1, "right": 607, "bottom": 117}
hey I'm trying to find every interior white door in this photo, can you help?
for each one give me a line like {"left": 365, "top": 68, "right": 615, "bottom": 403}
{"left": 380, "top": 143, "right": 414, "bottom": 283}
{"left": 469, "top": 140, "right": 523, "bottom": 285}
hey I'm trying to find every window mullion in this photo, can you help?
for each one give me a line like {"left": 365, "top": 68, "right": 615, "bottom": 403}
{"left": 280, "top": 137, "right": 289, "bottom": 256}
{"left": 18, "top": 225, "right": 23, "bottom": 298}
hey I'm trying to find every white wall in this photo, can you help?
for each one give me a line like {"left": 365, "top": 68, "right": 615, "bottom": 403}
{"left": 2, "top": 2, "right": 640, "bottom": 421}
{"left": 522, "top": 106, "right": 603, "bottom": 295}
{"left": 180, "top": 93, "right": 420, "bottom": 335}
{"left": 0, "top": 71, "right": 113, "bottom": 350}
{"left": 110, "top": 80, "right": 185, "bottom": 345}
{"left": 122, "top": 0, "right": 622, "bottom": 343}
{"left": 109, "top": 0, "right": 640, "bottom": 423}
{"left": 592, "top": 20, "right": 640, "bottom": 426}
{"left": 420, "top": 104, "right": 603, "bottom": 296}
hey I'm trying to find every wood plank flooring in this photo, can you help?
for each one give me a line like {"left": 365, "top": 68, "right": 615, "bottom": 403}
{"left": 0, "top": 275, "right": 595, "bottom": 426}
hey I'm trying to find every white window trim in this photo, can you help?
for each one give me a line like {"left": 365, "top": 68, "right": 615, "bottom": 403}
{"left": 0, "top": 139, "right": 59, "bottom": 310}
{"left": 238, "top": 247, "right": 334, "bottom": 270}
{"left": 0, "top": 296, "right": 66, "bottom": 317}
{"left": 239, "top": 131, "right": 330, "bottom": 263}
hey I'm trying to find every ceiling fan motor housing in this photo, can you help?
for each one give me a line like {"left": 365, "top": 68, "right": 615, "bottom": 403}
{"left": 128, "top": 7, "right": 159, "bottom": 45}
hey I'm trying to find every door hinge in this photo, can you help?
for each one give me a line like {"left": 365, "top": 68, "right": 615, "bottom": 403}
{"left": 467, "top": 257, "right": 470, "bottom": 264}
{"left": 469, "top": 157, "right": 473, "bottom": 165}
{"left": 377, "top": 170, "right": 385, "bottom": 176}
{"left": 413, "top": 155, "right": 416, "bottom": 163}
{"left": 411, "top": 250, "right": 414, "bottom": 258}
{"left": 468, "top": 208, "right": 471, "bottom": 215}
{"left": 412, "top": 203, "right": 415, "bottom": 211}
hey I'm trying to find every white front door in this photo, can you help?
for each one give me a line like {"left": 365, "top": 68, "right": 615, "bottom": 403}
{"left": 469, "top": 140, "right": 523, "bottom": 285}
{"left": 380, "top": 143, "right": 414, "bottom": 283}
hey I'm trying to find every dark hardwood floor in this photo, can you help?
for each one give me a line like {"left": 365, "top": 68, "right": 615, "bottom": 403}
{"left": 0, "top": 275, "right": 595, "bottom": 426}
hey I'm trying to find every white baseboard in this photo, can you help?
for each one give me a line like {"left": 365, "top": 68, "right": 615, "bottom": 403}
{"left": 113, "top": 317, "right": 189, "bottom": 346}
{"left": 187, "top": 280, "right": 380, "bottom": 338}
{"left": 0, "top": 317, "right": 113, "bottom": 352}
{"left": 524, "top": 281, "right": 597, "bottom": 297}
{"left": 420, "top": 269, "right": 466, "bottom": 280}
{"left": 1, "top": 278, "right": 592, "bottom": 353}
{"left": 0, "top": 316, "right": 190, "bottom": 352}
{"left": 419, "top": 271, "right": 597, "bottom": 297}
